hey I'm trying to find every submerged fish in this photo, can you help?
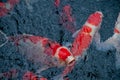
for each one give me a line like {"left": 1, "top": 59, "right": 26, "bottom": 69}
{"left": 0, "top": 11, "right": 103, "bottom": 80}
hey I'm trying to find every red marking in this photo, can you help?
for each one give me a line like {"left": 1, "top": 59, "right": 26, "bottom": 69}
{"left": 114, "top": 28, "right": 120, "bottom": 33}
{"left": 71, "top": 30, "right": 92, "bottom": 57}
{"left": 81, "top": 25, "right": 92, "bottom": 33}
{"left": 58, "top": 47, "right": 71, "bottom": 61}
{"left": 23, "top": 71, "right": 38, "bottom": 80}
{"left": 87, "top": 11, "right": 102, "bottom": 26}
{"left": 54, "top": 0, "right": 60, "bottom": 7}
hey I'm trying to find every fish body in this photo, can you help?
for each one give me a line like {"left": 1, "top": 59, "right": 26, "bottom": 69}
{"left": 9, "top": 34, "right": 75, "bottom": 68}
{"left": 71, "top": 11, "right": 103, "bottom": 59}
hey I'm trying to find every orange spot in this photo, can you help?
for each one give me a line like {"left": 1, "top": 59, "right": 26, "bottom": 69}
{"left": 87, "top": 12, "right": 102, "bottom": 26}
{"left": 114, "top": 28, "right": 120, "bottom": 33}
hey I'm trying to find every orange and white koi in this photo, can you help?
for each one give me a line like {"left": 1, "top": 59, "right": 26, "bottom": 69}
{"left": 71, "top": 11, "right": 103, "bottom": 59}
{"left": 8, "top": 34, "right": 75, "bottom": 66}
{"left": 0, "top": 11, "right": 103, "bottom": 80}
{"left": 61, "top": 11, "right": 103, "bottom": 78}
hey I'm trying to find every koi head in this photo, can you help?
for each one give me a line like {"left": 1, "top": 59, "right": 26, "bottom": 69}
{"left": 87, "top": 11, "right": 103, "bottom": 27}
{"left": 84, "top": 11, "right": 103, "bottom": 36}
{"left": 54, "top": 46, "right": 75, "bottom": 65}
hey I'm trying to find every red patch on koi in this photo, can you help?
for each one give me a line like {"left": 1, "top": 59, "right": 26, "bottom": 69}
{"left": 81, "top": 25, "right": 92, "bottom": 33}
{"left": 58, "top": 48, "right": 71, "bottom": 61}
{"left": 87, "top": 11, "right": 102, "bottom": 26}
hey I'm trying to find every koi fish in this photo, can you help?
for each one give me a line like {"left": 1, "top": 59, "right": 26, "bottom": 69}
{"left": 8, "top": 34, "right": 75, "bottom": 67}
{"left": 71, "top": 11, "right": 103, "bottom": 59}
{"left": 61, "top": 11, "right": 103, "bottom": 78}
{"left": 0, "top": 11, "right": 103, "bottom": 79}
